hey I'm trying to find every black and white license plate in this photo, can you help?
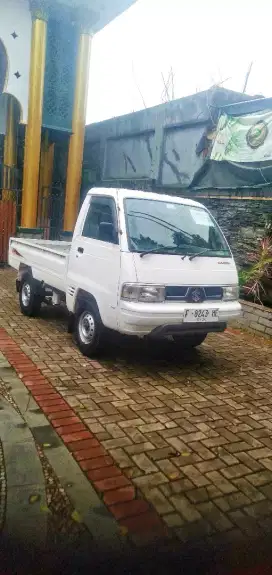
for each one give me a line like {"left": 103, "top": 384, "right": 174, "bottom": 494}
{"left": 184, "top": 309, "right": 219, "bottom": 323}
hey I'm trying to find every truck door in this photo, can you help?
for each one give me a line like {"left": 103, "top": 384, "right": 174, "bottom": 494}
{"left": 66, "top": 194, "right": 121, "bottom": 330}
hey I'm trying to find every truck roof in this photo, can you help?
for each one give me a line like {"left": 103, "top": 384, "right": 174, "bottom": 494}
{"left": 87, "top": 188, "right": 204, "bottom": 209}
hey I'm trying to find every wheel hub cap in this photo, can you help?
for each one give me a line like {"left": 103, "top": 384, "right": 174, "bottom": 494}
{"left": 79, "top": 312, "right": 95, "bottom": 344}
{"left": 22, "top": 283, "right": 31, "bottom": 307}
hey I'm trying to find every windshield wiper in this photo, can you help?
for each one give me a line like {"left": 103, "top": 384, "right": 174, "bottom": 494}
{"left": 188, "top": 249, "right": 215, "bottom": 261}
{"left": 128, "top": 211, "right": 195, "bottom": 240}
{"left": 139, "top": 246, "right": 182, "bottom": 258}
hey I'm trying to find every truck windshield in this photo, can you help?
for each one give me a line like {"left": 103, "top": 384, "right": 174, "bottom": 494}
{"left": 124, "top": 198, "right": 231, "bottom": 258}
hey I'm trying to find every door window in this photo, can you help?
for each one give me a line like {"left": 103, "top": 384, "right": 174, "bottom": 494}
{"left": 82, "top": 195, "right": 118, "bottom": 244}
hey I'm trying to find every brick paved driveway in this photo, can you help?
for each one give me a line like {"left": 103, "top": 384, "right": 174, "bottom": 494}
{"left": 1, "top": 268, "right": 272, "bottom": 544}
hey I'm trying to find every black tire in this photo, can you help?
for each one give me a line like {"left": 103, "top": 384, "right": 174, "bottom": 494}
{"left": 172, "top": 333, "right": 207, "bottom": 348}
{"left": 74, "top": 303, "right": 104, "bottom": 357}
{"left": 19, "top": 277, "right": 42, "bottom": 317}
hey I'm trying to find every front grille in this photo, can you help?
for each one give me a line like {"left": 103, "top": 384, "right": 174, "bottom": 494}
{"left": 165, "top": 286, "right": 223, "bottom": 302}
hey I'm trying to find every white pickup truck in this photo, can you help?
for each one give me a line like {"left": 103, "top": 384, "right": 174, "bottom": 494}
{"left": 9, "top": 188, "right": 241, "bottom": 356}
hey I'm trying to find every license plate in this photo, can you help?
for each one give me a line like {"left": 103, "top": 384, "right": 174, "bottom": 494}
{"left": 184, "top": 309, "right": 219, "bottom": 323}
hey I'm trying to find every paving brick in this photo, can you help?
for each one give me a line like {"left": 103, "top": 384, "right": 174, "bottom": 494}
{"left": 120, "top": 511, "right": 167, "bottom": 536}
{"left": 87, "top": 422, "right": 105, "bottom": 433}
{"left": 197, "top": 501, "right": 232, "bottom": 531}
{"left": 87, "top": 465, "right": 122, "bottom": 482}
{"left": 188, "top": 441, "right": 215, "bottom": 460}
{"left": 109, "top": 499, "right": 150, "bottom": 520}
{"left": 180, "top": 431, "right": 207, "bottom": 443}
{"left": 50, "top": 416, "right": 82, "bottom": 428}
{"left": 73, "top": 446, "right": 106, "bottom": 461}
{"left": 68, "top": 438, "right": 98, "bottom": 451}
{"left": 161, "top": 479, "right": 194, "bottom": 497}
{"left": 244, "top": 500, "right": 272, "bottom": 519}
{"left": 48, "top": 410, "right": 74, "bottom": 420}
{"left": 94, "top": 475, "right": 130, "bottom": 492}
{"left": 42, "top": 404, "right": 70, "bottom": 414}
{"left": 149, "top": 447, "right": 176, "bottom": 461}
{"left": 119, "top": 418, "right": 145, "bottom": 429}
{"left": 248, "top": 447, "right": 272, "bottom": 460}
{"left": 1, "top": 269, "right": 272, "bottom": 543}
{"left": 138, "top": 422, "right": 165, "bottom": 433}
{"left": 227, "top": 441, "right": 252, "bottom": 453}
{"left": 103, "top": 486, "right": 135, "bottom": 506}
{"left": 196, "top": 459, "right": 226, "bottom": 474}
{"left": 102, "top": 437, "right": 132, "bottom": 450}
{"left": 247, "top": 470, "right": 272, "bottom": 487}
{"left": 144, "top": 432, "right": 168, "bottom": 449}
{"left": 260, "top": 458, "right": 272, "bottom": 472}
{"left": 125, "top": 428, "right": 146, "bottom": 443}
{"left": 126, "top": 442, "right": 155, "bottom": 455}
{"left": 206, "top": 484, "right": 223, "bottom": 499}
{"left": 108, "top": 448, "right": 133, "bottom": 469}
{"left": 206, "top": 471, "right": 237, "bottom": 494}
{"left": 235, "top": 451, "right": 263, "bottom": 472}
{"left": 34, "top": 393, "right": 60, "bottom": 401}
{"left": 260, "top": 484, "right": 272, "bottom": 501}
{"left": 163, "top": 513, "right": 184, "bottom": 528}
{"left": 142, "top": 487, "right": 174, "bottom": 515}
{"left": 134, "top": 472, "right": 168, "bottom": 490}
{"left": 221, "top": 464, "right": 251, "bottom": 480}
{"left": 170, "top": 495, "right": 201, "bottom": 522}
{"left": 81, "top": 455, "right": 114, "bottom": 470}
{"left": 217, "top": 450, "right": 239, "bottom": 466}
{"left": 61, "top": 430, "right": 93, "bottom": 443}
{"left": 233, "top": 477, "right": 266, "bottom": 502}
{"left": 156, "top": 459, "right": 181, "bottom": 479}
{"left": 123, "top": 466, "right": 144, "bottom": 479}
{"left": 132, "top": 453, "right": 158, "bottom": 474}
{"left": 182, "top": 465, "right": 210, "bottom": 487}
{"left": 202, "top": 436, "right": 227, "bottom": 448}
{"left": 56, "top": 423, "right": 86, "bottom": 435}
{"left": 37, "top": 398, "right": 66, "bottom": 408}
{"left": 165, "top": 437, "right": 188, "bottom": 452}
{"left": 187, "top": 488, "right": 209, "bottom": 504}
{"left": 214, "top": 492, "right": 250, "bottom": 512}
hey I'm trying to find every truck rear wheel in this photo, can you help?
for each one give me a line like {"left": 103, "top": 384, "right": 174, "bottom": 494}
{"left": 19, "top": 278, "right": 42, "bottom": 317}
{"left": 172, "top": 333, "right": 207, "bottom": 348}
{"left": 75, "top": 305, "right": 104, "bottom": 357}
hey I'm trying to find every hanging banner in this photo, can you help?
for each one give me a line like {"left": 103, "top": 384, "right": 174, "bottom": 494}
{"left": 211, "top": 110, "right": 272, "bottom": 163}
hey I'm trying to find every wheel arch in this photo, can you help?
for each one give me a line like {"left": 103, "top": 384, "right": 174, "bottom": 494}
{"left": 17, "top": 264, "right": 44, "bottom": 297}
{"left": 74, "top": 289, "right": 103, "bottom": 323}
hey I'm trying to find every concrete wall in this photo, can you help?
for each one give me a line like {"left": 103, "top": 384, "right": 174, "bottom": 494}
{"left": 83, "top": 89, "right": 271, "bottom": 269}
{"left": 232, "top": 300, "right": 272, "bottom": 339}
{"left": 84, "top": 87, "right": 254, "bottom": 190}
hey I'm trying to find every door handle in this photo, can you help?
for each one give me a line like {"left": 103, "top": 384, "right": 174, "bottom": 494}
{"left": 77, "top": 247, "right": 84, "bottom": 254}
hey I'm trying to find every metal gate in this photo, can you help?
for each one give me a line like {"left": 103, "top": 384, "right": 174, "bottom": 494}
{"left": 38, "top": 185, "right": 64, "bottom": 240}
{"left": 0, "top": 164, "right": 20, "bottom": 264}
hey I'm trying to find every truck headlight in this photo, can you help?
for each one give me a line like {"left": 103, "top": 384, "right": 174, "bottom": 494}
{"left": 121, "top": 284, "right": 165, "bottom": 303}
{"left": 223, "top": 286, "right": 239, "bottom": 301}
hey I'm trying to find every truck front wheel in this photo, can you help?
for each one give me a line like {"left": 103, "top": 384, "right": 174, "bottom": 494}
{"left": 172, "top": 333, "right": 207, "bottom": 348}
{"left": 19, "top": 278, "right": 42, "bottom": 317}
{"left": 75, "top": 305, "right": 104, "bottom": 357}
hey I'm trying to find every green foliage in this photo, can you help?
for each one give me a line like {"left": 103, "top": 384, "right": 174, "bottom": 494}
{"left": 239, "top": 237, "right": 272, "bottom": 304}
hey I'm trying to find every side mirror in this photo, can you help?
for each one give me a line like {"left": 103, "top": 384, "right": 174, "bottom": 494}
{"left": 99, "top": 221, "right": 118, "bottom": 244}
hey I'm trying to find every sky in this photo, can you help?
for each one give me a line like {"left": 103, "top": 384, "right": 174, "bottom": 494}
{"left": 86, "top": 0, "right": 272, "bottom": 125}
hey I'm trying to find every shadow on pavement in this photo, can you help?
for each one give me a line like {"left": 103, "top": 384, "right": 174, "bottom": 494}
{"left": 1, "top": 531, "right": 272, "bottom": 575}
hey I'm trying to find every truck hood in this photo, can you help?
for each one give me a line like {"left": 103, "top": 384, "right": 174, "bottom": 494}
{"left": 132, "top": 253, "right": 238, "bottom": 285}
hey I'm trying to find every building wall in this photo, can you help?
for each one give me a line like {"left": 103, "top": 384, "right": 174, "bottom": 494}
{"left": 84, "top": 88, "right": 255, "bottom": 190}
{"left": 200, "top": 198, "right": 271, "bottom": 267}
{"left": 84, "top": 90, "right": 271, "bottom": 268}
